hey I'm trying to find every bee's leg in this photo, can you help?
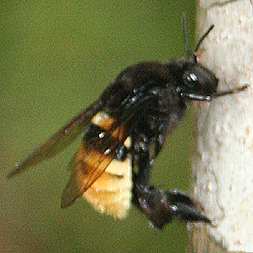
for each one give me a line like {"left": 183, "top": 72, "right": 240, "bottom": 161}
{"left": 164, "top": 189, "right": 211, "bottom": 223}
{"left": 132, "top": 122, "right": 167, "bottom": 186}
{"left": 133, "top": 185, "right": 211, "bottom": 229}
{"left": 154, "top": 121, "right": 168, "bottom": 157}
{"left": 132, "top": 129, "right": 210, "bottom": 229}
{"left": 133, "top": 134, "right": 152, "bottom": 186}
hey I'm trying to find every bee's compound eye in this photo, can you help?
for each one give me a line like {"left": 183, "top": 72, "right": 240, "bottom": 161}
{"left": 183, "top": 71, "right": 199, "bottom": 88}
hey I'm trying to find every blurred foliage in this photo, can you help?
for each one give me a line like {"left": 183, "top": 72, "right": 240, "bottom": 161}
{"left": 1, "top": 1, "right": 196, "bottom": 252}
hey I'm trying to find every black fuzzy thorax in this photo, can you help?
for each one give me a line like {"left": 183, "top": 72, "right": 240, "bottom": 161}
{"left": 100, "top": 61, "right": 187, "bottom": 140}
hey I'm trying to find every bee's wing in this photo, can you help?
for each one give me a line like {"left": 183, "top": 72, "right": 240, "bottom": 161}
{"left": 61, "top": 123, "right": 127, "bottom": 208}
{"left": 7, "top": 100, "right": 103, "bottom": 178}
{"left": 61, "top": 84, "right": 158, "bottom": 207}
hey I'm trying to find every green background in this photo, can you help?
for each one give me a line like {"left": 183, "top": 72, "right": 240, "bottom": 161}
{"left": 1, "top": 1, "right": 197, "bottom": 252}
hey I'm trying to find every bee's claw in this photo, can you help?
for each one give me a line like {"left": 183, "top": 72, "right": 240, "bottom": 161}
{"left": 133, "top": 185, "right": 211, "bottom": 229}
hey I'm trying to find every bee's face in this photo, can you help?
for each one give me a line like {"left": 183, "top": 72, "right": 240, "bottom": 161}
{"left": 178, "top": 62, "right": 218, "bottom": 100}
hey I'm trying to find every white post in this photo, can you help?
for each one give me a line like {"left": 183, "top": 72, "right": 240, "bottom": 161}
{"left": 190, "top": 1, "right": 253, "bottom": 252}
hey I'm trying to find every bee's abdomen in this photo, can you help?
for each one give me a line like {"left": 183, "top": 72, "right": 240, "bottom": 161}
{"left": 82, "top": 112, "right": 132, "bottom": 219}
{"left": 83, "top": 153, "right": 132, "bottom": 219}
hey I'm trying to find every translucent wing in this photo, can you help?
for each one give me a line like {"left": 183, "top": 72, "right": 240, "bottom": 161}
{"left": 61, "top": 83, "right": 158, "bottom": 207}
{"left": 7, "top": 100, "right": 103, "bottom": 178}
{"left": 61, "top": 122, "right": 128, "bottom": 208}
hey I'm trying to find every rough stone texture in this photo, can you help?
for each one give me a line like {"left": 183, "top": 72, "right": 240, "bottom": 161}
{"left": 192, "top": 0, "right": 253, "bottom": 252}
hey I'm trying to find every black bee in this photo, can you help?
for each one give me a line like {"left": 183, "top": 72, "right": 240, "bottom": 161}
{"left": 8, "top": 22, "right": 247, "bottom": 229}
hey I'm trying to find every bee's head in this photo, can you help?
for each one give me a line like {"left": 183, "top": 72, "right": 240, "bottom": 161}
{"left": 176, "top": 61, "right": 218, "bottom": 101}
{"left": 170, "top": 21, "right": 247, "bottom": 101}
{"left": 173, "top": 18, "right": 217, "bottom": 101}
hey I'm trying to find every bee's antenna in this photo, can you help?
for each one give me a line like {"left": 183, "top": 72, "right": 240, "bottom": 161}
{"left": 181, "top": 13, "right": 192, "bottom": 58}
{"left": 194, "top": 25, "right": 215, "bottom": 53}
{"left": 181, "top": 15, "right": 214, "bottom": 63}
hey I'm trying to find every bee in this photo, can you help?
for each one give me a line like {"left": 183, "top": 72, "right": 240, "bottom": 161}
{"left": 8, "top": 21, "right": 247, "bottom": 229}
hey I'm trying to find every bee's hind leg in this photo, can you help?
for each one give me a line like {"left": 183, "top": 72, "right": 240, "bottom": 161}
{"left": 131, "top": 132, "right": 210, "bottom": 229}
{"left": 164, "top": 189, "right": 211, "bottom": 224}
{"left": 132, "top": 183, "right": 211, "bottom": 229}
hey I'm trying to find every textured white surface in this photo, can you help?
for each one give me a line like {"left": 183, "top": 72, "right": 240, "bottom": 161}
{"left": 193, "top": 0, "right": 253, "bottom": 251}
